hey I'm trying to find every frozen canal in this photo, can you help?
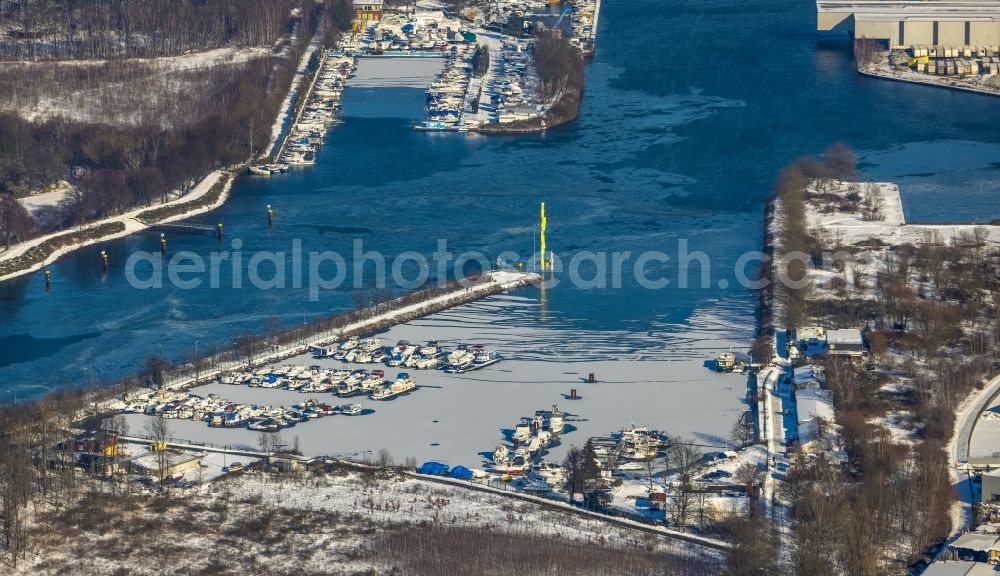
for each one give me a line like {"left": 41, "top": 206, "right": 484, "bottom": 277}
{"left": 125, "top": 293, "right": 750, "bottom": 468}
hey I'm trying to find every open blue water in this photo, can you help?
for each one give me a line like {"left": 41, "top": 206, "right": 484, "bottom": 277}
{"left": 1, "top": 0, "right": 999, "bottom": 402}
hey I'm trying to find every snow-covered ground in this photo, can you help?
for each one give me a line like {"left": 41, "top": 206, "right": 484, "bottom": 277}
{"left": 0, "top": 170, "right": 232, "bottom": 282}
{"left": 12, "top": 467, "right": 723, "bottom": 576}
{"left": 805, "top": 181, "right": 1000, "bottom": 248}
{"left": 0, "top": 47, "right": 269, "bottom": 126}
{"left": 860, "top": 56, "right": 1000, "bottom": 98}
{"left": 16, "top": 181, "right": 73, "bottom": 216}
{"left": 126, "top": 294, "right": 750, "bottom": 470}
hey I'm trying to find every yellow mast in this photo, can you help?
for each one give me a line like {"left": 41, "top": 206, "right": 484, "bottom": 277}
{"left": 540, "top": 202, "right": 547, "bottom": 270}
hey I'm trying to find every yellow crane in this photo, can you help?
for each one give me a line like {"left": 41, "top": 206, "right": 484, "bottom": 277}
{"left": 908, "top": 55, "right": 929, "bottom": 67}
{"left": 539, "top": 202, "right": 551, "bottom": 270}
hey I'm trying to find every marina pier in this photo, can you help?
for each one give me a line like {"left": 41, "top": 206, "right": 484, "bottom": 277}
{"left": 159, "top": 270, "right": 540, "bottom": 392}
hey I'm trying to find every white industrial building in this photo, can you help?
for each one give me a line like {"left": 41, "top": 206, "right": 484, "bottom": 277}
{"left": 817, "top": 1, "right": 1000, "bottom": 48}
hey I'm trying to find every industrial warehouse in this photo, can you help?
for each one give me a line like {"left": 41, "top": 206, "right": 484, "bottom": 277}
{"left": 818, "top": 0, "right": 1000, "bottom": 93}
{"left": 817, "top": 0, "right": 1000, "bottom": 47}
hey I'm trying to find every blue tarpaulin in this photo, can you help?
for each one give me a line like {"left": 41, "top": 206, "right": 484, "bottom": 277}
{"left": 418, "top": 462, "right": 449, "bottom": 475}
{"left": 450, "top": 466, "right": 473, "bottom": 479}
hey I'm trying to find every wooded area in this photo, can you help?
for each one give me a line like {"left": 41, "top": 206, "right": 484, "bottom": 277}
{"left": 0, "top": 0, "right": 356, "bottom": 248}
{"left": 765, "top": 145, "right": 1000, "bottom": 575}
{"left": 0, "top": 0, "right": 298, "bottom": 60}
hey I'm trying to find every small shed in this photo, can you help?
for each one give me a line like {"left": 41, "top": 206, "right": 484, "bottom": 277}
{"left": 270, "top": 454, "right": 305, "bottom": 473}
{"left": 129, "top": 450, "right": 202, "bottom": 479}
{"left": 826, "top": 329, "right": 864, "bottom": 359}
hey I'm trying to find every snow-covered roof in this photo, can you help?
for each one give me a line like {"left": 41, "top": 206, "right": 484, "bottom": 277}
{"left": 827, "top": 329, "right": 863, "bottom": 346}
{"left": 796, "top": 327, "right": 826, "bottom": 342}
{"left": 922, "top": 560, "right": 992, "bottom": 576}
{"left": 796, "top": 389, "right": 835, "bottom": 424}
{"left": 129, "top": 450, "right": 201, "bottom": 470}
{"left": 793, "top": 365, "right": 825, "bottom": 386}
{"left": 951, "top": 531, "right": 1000, "bottom": 552}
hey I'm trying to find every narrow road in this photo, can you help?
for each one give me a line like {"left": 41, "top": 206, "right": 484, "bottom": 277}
{"left": 947, "top": 374, "right": 1000, "bottom": 537}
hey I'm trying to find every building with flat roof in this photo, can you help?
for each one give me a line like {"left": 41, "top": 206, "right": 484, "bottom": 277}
{"left": 982, "top": 468, "right": 1000, "bottom": 504}
{"left": 817, "top": 1, "right": 1000, "bottom": 48}
{"left": 827, "top": 328, "right": 865, "bottom": 358}
{"left": 950, "top": 531, "right": 1000, "bottom": 563}
{"left": 129, "top": 450, "right": 202, "bottom": 479}
{"left": 353, "top": 0, "right": 384, "bottom": 30}
{"left": 796, "top": 388, "right": 836, "bottom": 452}
{"left": 923, "top": 560, "right": 1000, "bottom": 576}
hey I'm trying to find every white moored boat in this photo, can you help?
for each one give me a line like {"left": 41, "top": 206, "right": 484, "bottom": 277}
{"left": 339, "top": 403, "right": 363, "bottom": 415}
{"left": 371, "top": 372, "right": 416, "bottom": 400}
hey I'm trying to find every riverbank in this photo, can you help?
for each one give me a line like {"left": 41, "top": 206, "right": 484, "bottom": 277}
{"left": 858, "top": 59, "right": 1000, "bottom": 97}
{"left": 476, "top": 83, "right": 583, "bottom": 134}
{"left": 477, "top": 32, "right": 586, "bottom": 135}
{"left": 0, "top": 171, "right": 234, "bottom": 283}
{"left": 0, "top": 29, "right": 321, "bottom": 284}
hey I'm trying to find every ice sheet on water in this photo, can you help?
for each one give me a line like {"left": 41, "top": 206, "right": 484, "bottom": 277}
{"left": 348, "top": 57, "right": 445, "bottom": 88}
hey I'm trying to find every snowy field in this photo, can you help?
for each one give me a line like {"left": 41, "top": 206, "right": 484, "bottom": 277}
{"left": 125, "top": 294, "right": 750, "bottom": 469}
{"left": 12, "top": 468, "right": 723, "bottom": 575}
{"left": 806, "top": 181, "right": 1000, "bottom": 247}
{"left": 0, "top": 46, "right": 269, "bottom": 126}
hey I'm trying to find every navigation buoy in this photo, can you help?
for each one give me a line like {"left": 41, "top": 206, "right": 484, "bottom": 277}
{"left": 217, "top": 223, "right": 224, "bottom": 239}
{"left": 101, "top": 250, "right": 109, "bottom": 271}
{"left": 267, "top": 205, "right": 273, "bottom": 226}
{"left": 160, "top": 233, "right": 167, "bottom": 254}
{"left": 44, "top": 269, "right": 51, "bottom": 290}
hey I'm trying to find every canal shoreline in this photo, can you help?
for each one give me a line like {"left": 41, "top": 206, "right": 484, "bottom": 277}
{"left": 0, "top": 270, "right": 540, "bottom": 422}
{"left": 858, "top": 60, "right": 1000, "bottom": 98}
{"left": 0, "top": 0, "right": 609, "bottom": 275}
{"left": 0, "top": 32, "right": 321, "bottom": 285}
{"left": 0, "top": 171, "right": 235, "bottom": 284}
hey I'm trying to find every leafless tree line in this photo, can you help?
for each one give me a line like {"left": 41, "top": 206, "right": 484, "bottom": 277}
{"left": 369, "top": 524, "right": 719, "bottom": 576}
{"left": 0, "top": 193, "right": 32, "bottom": 247}
{"left": 0, "top": 35, "right": 313, "bottom": 230}
{"left": 772, "top": 143, "right": 859, "bottom": 329}
{"left": 0, "top": 0, "right": 299, "bottom": 61}
{"left": 0, "top": 393, "right": 94, "bottom": 568}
